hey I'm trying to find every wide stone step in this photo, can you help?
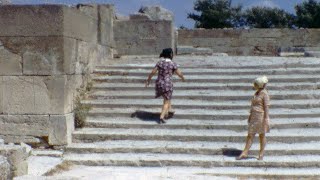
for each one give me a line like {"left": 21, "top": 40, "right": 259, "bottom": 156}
{"left": 96, "top": 56, "right": 320, "bottom": 69}
{"left": 63, "top": 153, "right": 320, "bottom": 168}
{"left": 90, "top": 90, "right": 320, "bottom": 100}
{"left": 66, "top": 140, "right": 320, "bottom": 156}
{"left": 84, "top": 117, "right": 320, "bottom": 130}
{"left": 15, "top": 166, "right": 320, "bottom": 179}
{"left": 82, "top": 99, "right": 320, "bottom": 110}
{"left": 93, "top": 67, "right": 320, "bottom": 76}
{"left": 93, "top": 82, "right": 320, "bottom": 91}
{"left": 87, "top": 107, "right": 320, "bottom": 120}
{"left": 92, "top": 74, "right": 320, "bottom": 83}
{"left": 72, "top": 128, "right": 320, "bottom": 143}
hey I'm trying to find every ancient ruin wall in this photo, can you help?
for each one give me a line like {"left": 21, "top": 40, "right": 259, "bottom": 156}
{"left": 113, "top": 6, "right": 175, "bottom": 56}
{"left": 0, "top": 4, "right": 114, "bottom": 146}
{"left": 178, "top": 29, "right": 320, "bottom": 56}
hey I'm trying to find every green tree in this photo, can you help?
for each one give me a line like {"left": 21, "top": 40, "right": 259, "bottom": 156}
{"left": 295, "top": 0, "right": 320, "bottom": 28}
{"left": 244, "top": 7, "right": 295, "bottom": 28}
{"left": 188, "top": 0, "right": 243, "bottom": 28}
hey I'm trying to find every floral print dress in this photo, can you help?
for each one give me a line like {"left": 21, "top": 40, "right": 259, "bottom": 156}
{"left": 248, "top": 89, "right": 270, "bottom": 134}
{"left": 154, "top": 59, "right": 178, "bottom": 100}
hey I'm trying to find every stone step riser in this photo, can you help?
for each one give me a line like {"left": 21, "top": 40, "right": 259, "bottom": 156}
{"left": 93, "top": 70, "right": 320, "bottom": 76}
{"left": 72, "top": 135, "right": 318, "bottom": 144}
{"left": 93, "top": 78, "right": 318, "bottom": 84}
{"left": 84, "top": 122, "right": 318, "bottom": 130}
{"left": 92, "top": 85, "right": 319, "bottom": 91}
{"left": 89, "top": 94, "right": 320, "bottom": 101}
{"left": 83, "top": 103, "right": 320, "bottom": 110}
{"left": 65, "top": 148, "right": 320, "bottom": 156}
{"left": 95, "top": 64, "right": 320, "bottom": 70}
{"left": 88, "top": 113, "right": 320, "bottom": 120}
{"left": 64, "top": 159, "right": 320, "bottom": 168}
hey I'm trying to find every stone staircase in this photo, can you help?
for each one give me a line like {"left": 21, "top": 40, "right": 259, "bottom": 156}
{"left": 64, "top": 56, "right": 320, "bottom": 178}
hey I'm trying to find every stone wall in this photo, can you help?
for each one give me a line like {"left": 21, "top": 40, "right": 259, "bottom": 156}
{"left": 0, "top": 5, "right": 113, "bottom": 146}
{"left": 113, "top": 6, "right": 174, "bottom": 56}
{"left": 178, "top": 29, "right": 320, "bottom": 56}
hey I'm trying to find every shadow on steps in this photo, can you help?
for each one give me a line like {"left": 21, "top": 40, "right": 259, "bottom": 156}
{"left": 222, "top": 148, "right": 242, "bottom": 157}
{"left": 131, "top": 110, "right": 174, "bottom": 121}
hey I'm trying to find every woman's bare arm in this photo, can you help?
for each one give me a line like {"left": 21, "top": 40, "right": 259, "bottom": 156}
{"left": 175, "top": 69, "right": 185, "bottom": 82}
{"left": 145, "top": 67, "right": 158, "bottom": 87}
{"left": 263, "top": 93, "right": 270, "bottom": 120}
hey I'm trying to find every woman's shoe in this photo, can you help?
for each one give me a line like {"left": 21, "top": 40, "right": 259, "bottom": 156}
{"left": 257, "top": 155, "right": 264, "bottom": 160}
{"left": 164, "top": 113, "right": 169, "bottom": 119}
{"left": 164, "top": 111, "right": 175, "bottom": 119}
{"left": 160, "top": 118, "right": 166, "bottom": 124}
{"left": 236, "top": 154, "right": 248, "bottom": 160}
{"left": 168, "top": 111, "right": 175, "bottom": 116}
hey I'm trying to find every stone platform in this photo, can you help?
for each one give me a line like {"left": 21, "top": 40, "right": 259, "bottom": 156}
{"left": 9, "top": 55, "right": 320, "bottom": 179}
{"left": 51, "top": 55, "right": 320, "bottom": 179}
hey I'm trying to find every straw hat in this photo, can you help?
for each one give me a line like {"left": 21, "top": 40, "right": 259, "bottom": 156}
{"left": 254, "top": 76, "right": 268, "bottom": 88}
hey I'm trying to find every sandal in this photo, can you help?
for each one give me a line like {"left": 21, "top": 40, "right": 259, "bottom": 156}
{"left": 236, "top": 154, "right": 248, "bottom": 160}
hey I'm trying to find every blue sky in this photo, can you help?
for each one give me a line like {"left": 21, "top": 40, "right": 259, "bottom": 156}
{"left": 11, "top": 0, "right": 319, "bottom": 28}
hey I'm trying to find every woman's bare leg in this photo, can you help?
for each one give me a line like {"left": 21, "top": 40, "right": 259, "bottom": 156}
{"left": 160, "top": 99, "right": 170, "bottom": 122}
{"left": 165, "top": 100, "right": 175, "bottom": 119}
{"left": 258, "top": 134, "right": 266, "bottom": 160}
{"left": 169, "top": 101, "right": 173, "bottom": 112}
{"left": 237, "top": 134, "right": 255, "bottom": 160}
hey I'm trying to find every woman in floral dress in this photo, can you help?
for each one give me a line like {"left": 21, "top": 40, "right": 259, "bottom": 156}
{"left": 237, "top": 76, "right": 270, "bottom": 160}
{"left": 145, "top": 48, "right": 185, "bottom": 124}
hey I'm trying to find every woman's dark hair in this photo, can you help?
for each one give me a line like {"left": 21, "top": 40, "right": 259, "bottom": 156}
{"left": 159, "top": 48, "right": 173, "bottom": 59}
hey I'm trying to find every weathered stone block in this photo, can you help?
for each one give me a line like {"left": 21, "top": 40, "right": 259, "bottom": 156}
{"left": 240, "top": 29, "right": 282, "bottom": 38}
{"left": 0, "top": 135, "right": 42, "bottom": 145}
{"left": 305, "top": 29, "right": 320, "bottom": 47}
{"left": 49, "top": 113, "right": 74, "bottom": 146}
{"left": 77, "top": 40, "right": 109, "bottom": 69}
{"left": 0, "top": 37, "right": 79, "bottom": 75}
{"left": 279, "top": 29, "right": 308, "bottom": 47}
{"left": 178, "top": 29, "right": 241, "bottom": 39}
{"left": 0, "top": 43, "right": 22, "bottom": 75}
{"left": 130, "top": 13, "right": 151, "bottom": 20}
{"left": 0, "top": 77, "right": 3, "bottom": 114}
{"left": 177, "top": 46, "right": 213, "bottom": 55}
{"left": 192, "top": 38, "right": 232, "bottom": 48}
{"left": 0, "top": 115, "right": 49, "bottom": 137}
{"left": 1, "top": 75, "right": 82, "bottom": 114}
{"left": 63, "top": 7, "right": 98, "bottom": 43}
{"left": 22, "top": 52, "right": 52, "bottom": 75}
{"left": 0, "top": 5, "right": 98, "bottom": 42}
{"left": 2, "top": 76, "right": 35, "bottom": 114}
{"left": 99, "top": 5, "right": 115, "bottom": 47}
{"left": 63, "top": 38, "right": 78, "bottom": 75}
{"left": 0, "top": 5, "right": 64, "bottom": 37}
{"left": 115, "top": 38, "right": 172, "bottom": 55}
{"left": 41, "top": 75, "right": 82, "bottom": 114}
{"left": 0, "top": 144, "right": 29, "bottom": 177}
{"left": 139, "top": 6, "right": 174, "bottom": 21}
{"left": 74, "top": 4, "right": 115, "bottom": 47}
{"left": 74, "top": 4, "right": 98, "bottom": 19}
{"left": 232, "top": 37, "right": 278, "bottom": 47}
{"left": 2, "top": 76, "right": 51, "bottom": 114}
{"left": 114, "top": 20, "right": 171, "bottom": 39}
{"left": 0, "top": 156, "right": 10, "bottom": 180}
{"left": 114, "top": 20, "right": 173, "bottom": 55}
